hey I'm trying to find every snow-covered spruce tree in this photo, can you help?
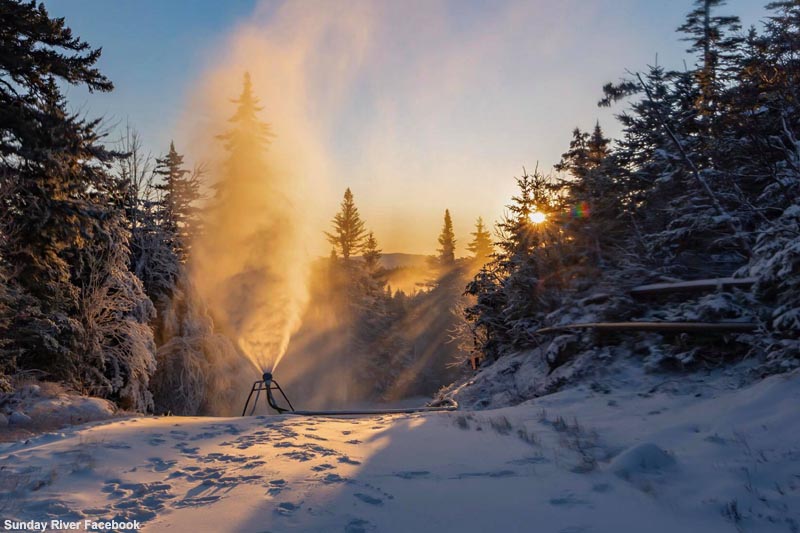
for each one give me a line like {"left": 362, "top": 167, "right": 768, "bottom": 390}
{"left": 731, "top": 0, "right": 800, "bottom": 368}
{"left": 75, "top": 183, "right": 157, "bottom": 412}
{"left": 0, "top": 1, "right": 157, "bottom": 407}
{"left": 554, "top": 122, "right": 622, "bottom": 269}
{"left": 0, "top": 0, "right": 111, "bottom": 382}
{"left": 678, "top": 0, "right": 743, "bottom": 124}
{"left": 115, "top": 128, "right": 178, "bottom": 312}
{"left": 153, "top": 141, "right": 202, "bottom": 264}
{"left": 602, "top": 1, "right": 749, "bottom": 278}
{"left": 464, "top": 169, "right": 561, "bottom": 360}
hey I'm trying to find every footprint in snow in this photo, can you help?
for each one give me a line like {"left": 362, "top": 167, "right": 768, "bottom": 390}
{"left": 174, "top": 495, "right": 221, "bottom": 508}
{"left": 454, "top": 470, "right": 516, "bottom": 479}
{"left": 549, "top": 493, "right": 591, "bottom": 508}
{"left": 274, "top": 501, "right": 301, "bottom": 516}
{"left": 148, "top": 435, "right": 167, "bottom": 446}
{"left": 337, "top": 456, "right": 361, "bottom": 465}
{"left": 147, "top": 457, "right": 177, "bottom": 472}
{"left": 241, "top": 460, "right": 267, "bottom": 469}
{"left": 98, "top": 480, "right": 175, "bottom": 523}
{"left": 174, "top": 442, "right": 200, "bottom": 455}
{"left": 394, "top": 471, "right": 430, "bottom": 479}
{"left": 353, "top": 493, "right": 383, "bottom": 506}
{"left": 267, "top": 479, "right": 287, "bottom": 496}
{"left": 345, "top": 518, "right": 376, "bottom": 533}
{"left": 312, "top": 463, "right": 335, "bottom": 472}
{"left": 102, "top": 442, "right": 132, "bottom": 450}
{"left": 26, "top": 499, "right": 84, "bottom": 522}
{"left": 322, "top": 473, "right": 346, "bottom": 484}
{"left": 283, "top": 450, "right": 316, "bottom": 462}
{"left": 507, "top": 456, "right": 549, "bottom": 466}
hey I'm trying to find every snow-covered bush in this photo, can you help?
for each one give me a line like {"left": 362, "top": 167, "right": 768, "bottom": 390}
{"left": 747, "top": 204, "right": 800, "bottom": 369}
{"left": 149, "top": 274, "right": 252, "bottom": 415}
{"left": 78, "top": 219, "right": 157, "bottom": 413}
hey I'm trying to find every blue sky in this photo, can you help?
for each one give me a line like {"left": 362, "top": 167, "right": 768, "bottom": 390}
{"left": 44, "top": 0, "right": 771, "bottom": 255}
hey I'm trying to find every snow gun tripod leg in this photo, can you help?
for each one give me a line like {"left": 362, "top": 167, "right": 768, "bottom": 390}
{"left": 267, "top": 378, "right": 294, "bottom": 413}
{"left": 241, "top": 380, "right": 267, "bottom": 416}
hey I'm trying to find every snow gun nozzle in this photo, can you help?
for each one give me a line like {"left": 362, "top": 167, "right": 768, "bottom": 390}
{"left": 242, "top": 371, "right": 294, "bottom": 416}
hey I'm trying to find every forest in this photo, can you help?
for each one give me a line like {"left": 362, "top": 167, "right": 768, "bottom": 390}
{"left": 0, "top": 0, "right": 798, "bottom": 419}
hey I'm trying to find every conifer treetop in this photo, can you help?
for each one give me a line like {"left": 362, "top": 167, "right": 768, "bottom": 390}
{"left": 325, "top": 187, "right": 367, "bottom": 260}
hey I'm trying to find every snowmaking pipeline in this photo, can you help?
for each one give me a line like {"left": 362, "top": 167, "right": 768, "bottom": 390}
{"left": 242, "top": 372, "right": 458, "bottom": 417}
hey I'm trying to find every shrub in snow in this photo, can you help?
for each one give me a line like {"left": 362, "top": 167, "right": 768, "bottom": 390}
{"left": 9, "top": 411, "right": 32, "bottom": 425}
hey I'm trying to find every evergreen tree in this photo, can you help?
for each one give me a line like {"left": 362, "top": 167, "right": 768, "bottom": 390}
{"left": 437, "top": 209, "right": 457, "bottom": 266}
{"left": 677, "top": 0, "right": 742, "bottom": 119}
{"left": 0, "top": 2, "right": 156, "bottom": 401}
{"left": 465, "top": 169, "right": 560, "bottom": 359}
{"left": 0, "top": 1, "right": 158, "bottom": 408}
{"left": 467, "top": 217, "right": 494, "bottom": 264}
{"left": 362, "top": 231, "right": 383, "bottom": 275}
{"left": 0, "top": 0, "right": 112, "bottom": 159}
{"left": 115, "top": 128, "right": 177, "bottom": 307}
{"left": 216, "top": 72, "right": 273, "bottom": 166}
{"left": 325, "top": 188, "right": 367, "bottom": 260}
{"left": 555, "top": 122, "right": 618, "bottom": 266}
{"left": 154, "top": 141, "right": 201, "bottom": 263}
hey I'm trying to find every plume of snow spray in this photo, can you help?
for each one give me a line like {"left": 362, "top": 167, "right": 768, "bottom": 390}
{"left": 182, "top": 1, "right": 379, "bottom": 376}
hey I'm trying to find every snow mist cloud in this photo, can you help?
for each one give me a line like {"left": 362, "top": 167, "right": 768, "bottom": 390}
{"left": 182, "top": 1, "right": 380, "bottom": 375}
{"left": 180, "top": 0, "right": 612, "bottom": 383}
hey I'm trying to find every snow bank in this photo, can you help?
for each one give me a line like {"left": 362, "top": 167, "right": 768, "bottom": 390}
{"left": 0, "top": 383, "right": 117, "bottom": 441}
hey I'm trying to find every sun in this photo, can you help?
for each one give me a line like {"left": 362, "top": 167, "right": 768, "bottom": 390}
{"left": 529, "top": 211, "right": 546, "bottom": 224}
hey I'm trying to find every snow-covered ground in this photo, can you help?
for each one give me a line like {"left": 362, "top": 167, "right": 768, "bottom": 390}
{"left": 2, "top": 368, "right": 799, "bottom": 532}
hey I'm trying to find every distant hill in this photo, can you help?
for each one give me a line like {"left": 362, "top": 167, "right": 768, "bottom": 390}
{"left": 314, "top": 252, "right": 455, "bottom": 294}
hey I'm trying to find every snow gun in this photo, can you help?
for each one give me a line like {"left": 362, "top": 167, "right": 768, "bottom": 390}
{"left": 242, "top": 372, "right": 295, "bottom": 416}
{"left": 241, "top": 372, "right": 459, "bottom": 417}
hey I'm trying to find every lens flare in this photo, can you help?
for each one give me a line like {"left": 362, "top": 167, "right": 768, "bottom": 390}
{"left": 529, "top": 211, "right": 546, "bottom": 224}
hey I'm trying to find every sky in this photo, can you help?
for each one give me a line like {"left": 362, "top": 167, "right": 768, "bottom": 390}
{"left": 45, "top": 0, "right": 771, "bottom": 256}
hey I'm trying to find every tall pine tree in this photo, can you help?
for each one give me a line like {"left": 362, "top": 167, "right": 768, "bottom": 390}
{"left": 437, "top": 209, "right": 457, "bottom": 266}
{"left": 326, "top": 188, "right": 367, "bottom": 260}
{"left": 154, "top": 141, "right": 201, "bottom": 264}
